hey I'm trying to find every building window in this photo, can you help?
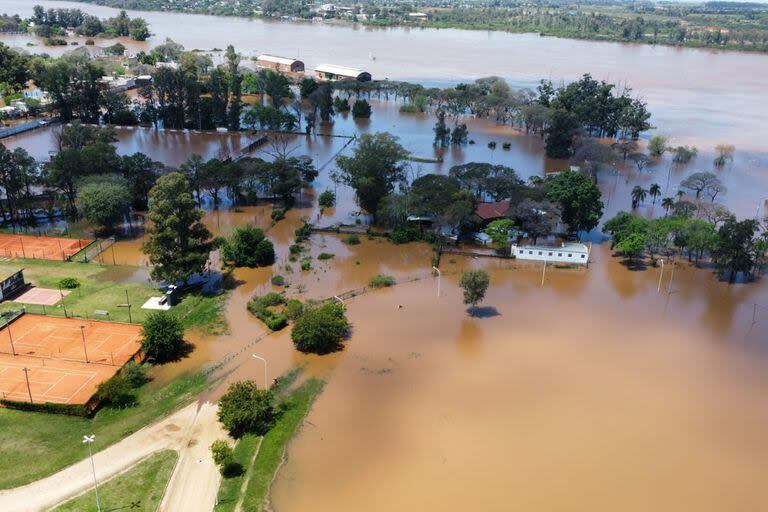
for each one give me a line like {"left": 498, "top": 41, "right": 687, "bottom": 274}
{"left": 538, "top": 251, "right": 542, "bottom": 255}
{"left": 568, "top": 254, "right": 572, "bottom": 258}
{"left": 558, "top": 253, "right": 562, "bottom": 257}
{"left": 519, "top": 250, "right": 524, "bottom": 254}
{"left": 548, "top": 252, "right": 553, "bottom": 256}
{"left": 581, "top": 254, "right": 586, "bottom": 258}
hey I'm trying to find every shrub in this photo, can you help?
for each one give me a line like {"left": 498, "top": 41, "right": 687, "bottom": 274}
{"left": 210, "top": 439, "right": 233, "bottom": 468}
{"left": 369, "top": 274, "right": 395, "bottom": 288}
{"left": 247, "top": 292, "right": 288, "bottom": 331}
{"left": 317, "top": 252, "right": 335, "bottom": 260}
{"left": 285, "top": 299, "right": 304, "bottom": 320}
{"left": 217, "top": 381, "right": 276, "bottom": 438}
{"left": 140, "top": 312, "right": 186, "bottom": 363}
{"left": 97, "top": 374, "right": 136, "bottom": 408}
{"left": 122, "top": 362, "right": 148, "bottom": 388}
{"left": 289, "top": 244, "right": 303, "bottom": 255}
{"left": 291, "top": 302, "right": 349, "bottom": 354}
{"left": 221, "top": 226, "right": 275, "bottom": 268}
{"left": 333, "top": 96, "right": 350, "bottom": 112}
{"left": 389, "top": 224, "right": 421, "bottom": 244}
{"left": 271, "top": 208, "right": 285, "bottom": 221}
{"left": 264, "top": 314, "right": 288, "bottom": 331}
{"left": 318, "top": 190, "right": 336, "bottom": 208}
{"left": 399, "top": 104, "right": 420, "bottom": 114}
{"left": 58, "top": 277, "right": 80, "bottom": 289}
{"left": 502, "top": 142, "right": 511, "bottom": 150}
{"left": 271, "top": 275, "right": 285, "bottom": 286}
{"left": 352, "top": 99, "right": 372, "bottom": 119}
{"left": 488, "top": 141, "right": 497, "bottom": 149}
{"left": 295, "top": 222, "right": 312, "bottom": 240}
{"left": 300, "top": 257, "right": 311, "bottom": 271}
{"left": 343, "top": 234, "right": 360, "bottom": 245}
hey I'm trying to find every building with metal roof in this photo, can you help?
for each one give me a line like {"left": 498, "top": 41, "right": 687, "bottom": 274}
{"left": 314, "top": 64, "right": 371, "bottom": 82}
{"left": 256, "top": 55, "right": 305, "bottom": 74}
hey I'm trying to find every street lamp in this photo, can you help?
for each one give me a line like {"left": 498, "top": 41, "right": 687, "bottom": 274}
{"left": 252, "top": 354, "right": 268, "bottom": 389}
{"left": 83, "top": 435, "right": 102, "bottom": 512}
{"left": 657, "top": 258, "right": 665, "bottom": 293}
{"left": 80, "top": 325, "right": 89, "bottom": 363}
{"left": 432, "top": 266, "right": 441, "bottom": 298}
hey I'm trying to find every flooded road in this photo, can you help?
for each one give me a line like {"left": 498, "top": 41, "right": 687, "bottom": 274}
{"left": 269, "top": 247, "right": 768, "bottom": 512}
{"left": 1, "top": 0, "right": 768, "bottom": 147}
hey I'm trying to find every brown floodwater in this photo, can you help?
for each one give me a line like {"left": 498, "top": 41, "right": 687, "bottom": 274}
{"left": 1, "top": 0, "right": 768, "bottom": 148}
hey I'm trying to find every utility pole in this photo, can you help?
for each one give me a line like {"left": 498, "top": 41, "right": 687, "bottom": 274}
{"left": 83, "top": 435, "right": 102, "bottom": 512}
{"left": 80, "top": 325, "right": 89, "bottom": 363}
{"left": 657, "top": 258, "right": 665, "bottom": 293}
{"left": 22, "top": 367, "right": 32, "bottom": 403}
{"left": 125, "top": 290, "right": 132, "bottom": 323}
{"left": 7, "top": 322, "right": 15, "bottom": 356}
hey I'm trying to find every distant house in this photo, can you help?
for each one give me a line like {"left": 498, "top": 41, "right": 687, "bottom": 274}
{"left": 256, "top": 54, "right": 305, "bottom": 74}
{"left": 407, "top": 12, "right": 429, "bottom": 20}
{"left": 511, "top": 242, "right": 590, "bottom": 265}
{"left": 473, "top": 200, "right": 511, "bottom": 224}
{"left": 314, "top": 64, "right": 372, "bottom": 82}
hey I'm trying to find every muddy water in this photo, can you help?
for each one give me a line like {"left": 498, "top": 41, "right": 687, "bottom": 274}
{"left": 269, "top": 246, "right": 768, "bottom": 511}
{"left": 1, "top": 0, "right": 768, "bottom": 147}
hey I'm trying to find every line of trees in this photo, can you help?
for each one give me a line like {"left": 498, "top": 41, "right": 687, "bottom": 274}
{"left": 28, "top": 6, "right": 150, "bottom": 41}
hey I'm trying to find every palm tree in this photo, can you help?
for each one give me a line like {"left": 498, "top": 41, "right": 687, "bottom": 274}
{"left": 661, "top": 197, "right": 675, "bottom": 215}
{"left": 649, "top": 183, "right": 661, "bottom": 204}
{"left": 631, "top": 186, "right": 647, "bottom": 209}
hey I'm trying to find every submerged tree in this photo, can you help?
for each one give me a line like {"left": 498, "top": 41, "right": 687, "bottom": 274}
{"left": 459, "top": 269, "right": 490, "bottom": 316}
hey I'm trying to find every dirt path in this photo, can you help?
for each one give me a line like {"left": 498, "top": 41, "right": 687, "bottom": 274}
{"left": 0, "top": 401, "right": 226, "bottom": 512}
{"left": 159, "top": 402, "right": 229, "bottom": 512}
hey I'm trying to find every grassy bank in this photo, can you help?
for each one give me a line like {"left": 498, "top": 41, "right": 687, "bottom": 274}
{"left": 214, "top": 378, "right": 324, "bottom": 512}
{"left": 0, "top": 259, "right": 228, "bottom": 331}
{"left": 0, "top": 372, "right": 208, "bottom": 489}
{"left": 52, "top": 449, "right": 178, "bottom": 511}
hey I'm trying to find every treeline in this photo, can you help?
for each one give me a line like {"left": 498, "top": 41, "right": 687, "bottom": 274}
{"left": 23, "top": 5, "right": 149, "bottom": 41}
{"left": 0, "top": 122, "right": 318, "bottom": 231}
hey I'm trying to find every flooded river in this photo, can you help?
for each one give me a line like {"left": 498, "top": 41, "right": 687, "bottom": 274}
{"left": 2, "top": 0, "right": 768, "bottom": 148}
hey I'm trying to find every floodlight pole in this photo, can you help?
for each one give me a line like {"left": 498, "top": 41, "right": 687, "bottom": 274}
{"left": 80, "top": 325, "right": 89, "bottom": 363}
{"left": 8, "top": 322, "right": 15, "bottom": 356}
{"left": 667, "top": 259, "right": 677, "bottom": 294}
{"left": 252, "top": 354, "right": 268, "bottom": 389}
{"left": 22, "top": 367, "right": 32, "bottom": 403}
{"left": 83, "top": 435, "right": 102, "bottom": 512}
{"left": 432, "top": 266, "right": 441, "bottom": 298}
{"left": 125, "top": 290, "right": 132, "bottom": 323}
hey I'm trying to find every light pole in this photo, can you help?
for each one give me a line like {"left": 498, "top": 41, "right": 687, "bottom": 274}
{"left": 657, "top": 258, "right": 665, "bottom": 293}
{"left": 80, "top": 325, "right": 89, "bottom": 363}
{"left": 7, "top": 322, "right": 15, "bottom": 356}
{"left": 667, "top": 258, "right": 677, "bottom": 294}
{"left": 83, "top": 435, "right": 102, "bottom": 512}
{"left": 541, "top": 260, "right": 547, "bottom": 286}
{"left": 22, "top": 367, "right": 32, "bottom": 403}
{"left": 252, "top": 354, "right": 268, "bottom": 389}
{"left": 432, "top": 266, "right": 441, "bottom": 298}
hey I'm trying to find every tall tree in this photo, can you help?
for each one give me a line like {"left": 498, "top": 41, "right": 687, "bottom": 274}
{"left": 142, "top": 172, "right": 214, "bottom": 284}
{"left": 546, "top": 169, "right": 604, "bottom": 235}
{"left": 459, "top": 269, "right": 490, "bottom": 316}
{"left": 225, "top": 45, "right": 242, "bottom": 131}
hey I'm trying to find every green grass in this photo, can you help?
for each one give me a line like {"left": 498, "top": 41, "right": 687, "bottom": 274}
{"left": 0, "top": 259, "right": 228, "bottom": 332}
{"left": 0, "top": 372, "right": 208, "bottom": 489}
{"left": 239, "top": 379, "right": 324, "bottom": 512}
{"left": 213, "top": 434, "right": 261, "bottom": 512}
{"left": 51, "top": 449, "right": 178, "bottom": 511}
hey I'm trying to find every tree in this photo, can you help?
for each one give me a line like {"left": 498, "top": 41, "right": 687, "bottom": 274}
{"left": 352, "top": 99, "right": 372, "bottom": 118}
{"left": 209, "top": 440, "right": 235, "bottom": 475}
{"left": 180, "top": 154, "right": 205, "bottom": 204}
{"left": 544, "top": 109, "right": 578, "bottom": 158}
{"left": 484, "top": 219, "right": 515, "bottom": 250}
{"left": 603, "top": 211, "right": 649, "bottom": 249}
{"left": 672, "top": 146, "right": 697, "bottom": 164}
{"left": 0, "top": 146, "right": 38, "bottom": 225}
{"left": 318, "top": 190, "right": 336, "bottom": 208}
{"left": 628, "top": 152, "right": 652, "bottom": 172}
{"left": 291, "top": 302, "right": 349, "bottom": 354}
{"left": 142, "top": 172, "right": 213, "bottom": 284}
{"left": 336, "top": 132, "right": 408, "bottom": 221}
{"left": 459, "top": 269, "right": 490, "bottom": 316}
{"left": 217, "top": 381, "right": 276, "bottom": 438}
{"left": 615, "top": 232, "right": 647, "bottom": 263}
{"left": 678, "top": 218, "right": 717, "bottom": 264}
{"left": 221, "top": 226, "right": 275, "bottom": 267}
{"left": 546, "top": 169, "right": 603, "bottom": 235}
{"left": 630, "top": 186, "right": 647, "bottom": 208}
{"left": 661, "top": 197, "right": 675, "bottom": 215}
{"left": 713, "top": 144, "right": 734, "bottom": 168}
{"left": 649, "top": 183, "right": 661, "bottom": 204}
{"left": 0, "top": 43, "right": 30, "bottom": 94}
{"left": 680, "top": 171, "right": 722, "bottom": 200}
{"left": 410, "top": 174, "right": 460, "bottom": 216}
{"left": 648, "top": 135, "right": 667, "bottom": 157}
{"left": 121, "top": 152, "right": 162, "bottom": 210}
{"left": 433, "top": 109, "right": 450, "bottom": 147}
{"left": 712, "top": 218, "right": 759, "bottom": 282}
{"left": 140, "top": 312, "right": 186, "bottom": 363}
{"left": 77, "top": 176, "right": 132, "bottom": 233}
{"left": 225, "top": 45, "right": 242, "bottom": 131}
{"left": 513, "top": 198, "right": 561, "bottom": 244}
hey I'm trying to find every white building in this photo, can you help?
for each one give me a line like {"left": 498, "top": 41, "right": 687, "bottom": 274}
{"left": 511, "top": 242, "right": 590, "bottom": 265}
{"left": 314, "top": 64, "right": 372, "bottom": 82}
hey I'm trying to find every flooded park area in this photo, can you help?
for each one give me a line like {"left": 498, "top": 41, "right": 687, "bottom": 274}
{"left": 2, "top": 0, "right": 768, "bottom": 509}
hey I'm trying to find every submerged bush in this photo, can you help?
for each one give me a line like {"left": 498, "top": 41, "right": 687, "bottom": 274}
{"left": 343, "top": 234, "right": 360, "bottom": 245}
{"left": 291, "top": 302, "right": 349, "bottom": 354}
{"left": 369, "top": 274, "right": 395, "bottom": 288}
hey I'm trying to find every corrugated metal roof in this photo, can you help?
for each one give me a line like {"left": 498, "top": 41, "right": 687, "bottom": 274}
{"left": 314, "top": 64, "right": 366, "bottom": 77}
{"left": 257, "top": 54, "right": 300, "bottom": 66}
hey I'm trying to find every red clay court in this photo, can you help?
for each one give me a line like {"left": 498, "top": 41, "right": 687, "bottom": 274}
{"left": 0, "top": 233, "right": 93, "bottom": 261}
{"left": 0, "top": 314, "right": 142, "bottom": 405}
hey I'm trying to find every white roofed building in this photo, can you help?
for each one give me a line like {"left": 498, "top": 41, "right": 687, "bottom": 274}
{"left": 511, "top": 242, "right": 590, "bottom": 265}
{"left": 256, "top": 55, "right": 305, "bottom": 74}
{"left": 314, "top": 64, "right": 371, "bottom": 82}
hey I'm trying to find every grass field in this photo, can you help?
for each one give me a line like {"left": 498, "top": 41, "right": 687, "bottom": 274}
{"left": 0, "top": 259, "right": 228, "bottom": 332}
{"left": 0, "top": 372, "right": 208, "bottom": 489}
{"left": 215, "top": 377, "right": 324, "bottom": 512}
{"left": 51, "top": 449, "right": 178, "bottom": 511}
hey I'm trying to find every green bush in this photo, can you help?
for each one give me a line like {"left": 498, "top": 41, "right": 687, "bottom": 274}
{"left": 318, "top": 190, "right": 336, "bottom": 208}
{"left": 285, "top": 299, "right": 304, "bottom": 320}
{"left": 270, "top": 208, "right": 285, "bottom": 221}
{"left": 300, "top": 258, "right": 311, "bottom": 271}
{"left": 369, "top": 274, "right": 395, "bottom": 288}
{"left": 97, "top": 374, "right": 137, "bottom": 408}
{"left": 58, "top": 277, "right": 80, "bottom": 289}
{"left": 399, "top": 104, "right": 420, "bottom": 114}
{"left": 295, "top": 222, "right": 312, "bottom": 239}
{"left": 352, "top": 99, "right": 372, "bottom": 119}
{"left": 247, "top": 292, "right": 288, "bottom": 331}
{"left": 221, "top": 226, "right": 275, "bottom": 268}
{"left": 217, "top": 381, "right": 276, "bottom": 438}
{"left": 343, "top": 234, "right": 360, "bottom": 245}
{"left": 291, "top": 302, "right": 349, "bottom": 354}
{"left": 140, "top": 312, "right": 186, "bottom": 364}
{"left": 389, "top": 224, "right": 421, "bottom": 244}
{"left": 210, "top": 439, "right": 233, "bottom": 469}
{"left": 317, "top": 252, "right": 335, "bottom": 260}
{"left": 289, "top": 244, "right": 303, "bottom": 255}
{"left": 488, "top": 141, "right": 497, "bottom": 149}
{"left": 122, "top": 362, "right": 148, "bottom": 388}
{"left": 271, "top": 275, "right": 285, "bottom": 286}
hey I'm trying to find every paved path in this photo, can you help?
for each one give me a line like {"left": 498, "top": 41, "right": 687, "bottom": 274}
{"left": 0, "top": 401, "right": 225, "bottom": 512}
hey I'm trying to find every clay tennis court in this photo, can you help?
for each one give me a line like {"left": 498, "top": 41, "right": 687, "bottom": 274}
{"left": 0, "top": 233, "right": 93, "bottom": 261}
{"left": 0, "top": 314, "right": 142, "bottom": 405}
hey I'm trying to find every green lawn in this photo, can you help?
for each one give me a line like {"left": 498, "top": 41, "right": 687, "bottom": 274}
{"left": 52, "top": 449, "right": 178, "bottom": 512}
{"left": 0, "top": 259, "right": 228, "bottom": 331}
{"left": 0, "top": 372, "right": 208, "bottom": 489}
{"left": 214, "top": 378, "right": 324, "bottom": 512}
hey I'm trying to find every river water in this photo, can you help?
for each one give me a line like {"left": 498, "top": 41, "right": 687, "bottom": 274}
{"left": 2, "top": 3, "right": 768, "bottom": 509}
